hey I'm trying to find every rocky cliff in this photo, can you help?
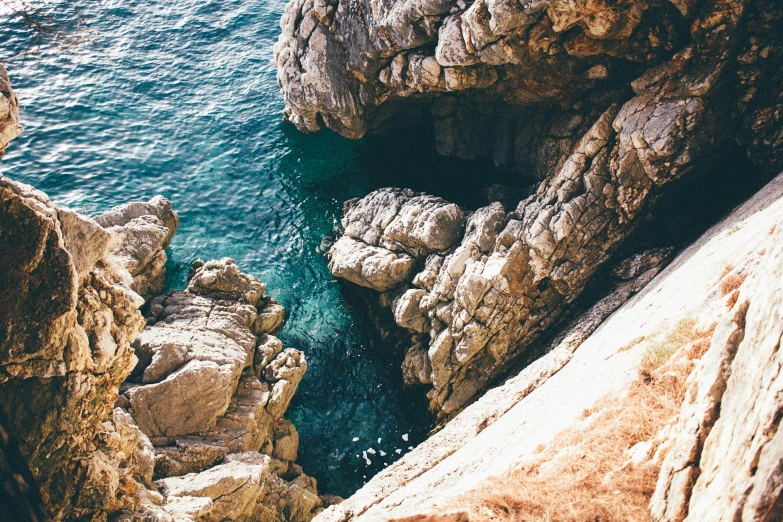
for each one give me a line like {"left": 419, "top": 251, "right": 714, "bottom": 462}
{"left": 0, "top": 66, "right": 333, "bottom": 522}
{"left": 276, "top": 0, "right": 783, "bottom": 518}
{"left": 279, "top": 0, "right": 783, "bottom": 418}
{"left": 315, "top": 167, "right": 783, "bottom": 522}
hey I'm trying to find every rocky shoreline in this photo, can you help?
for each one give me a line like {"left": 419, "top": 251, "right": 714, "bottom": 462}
{"left": 1, "top": 0, "right": 783, "bottom": 518}
{"left": 0, "top": 167, "right": 336, "bottom": 521}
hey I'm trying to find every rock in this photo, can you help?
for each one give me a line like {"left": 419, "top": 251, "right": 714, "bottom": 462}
{"left": 0, "top": 167, "right": 319, "bottom": 521}
{"left": 323, "top": 0, "right": 771, "bottom": 415}
{"left": 256, "top": 297, "right": 286, "bottom": 336}
{"left": 186, "top": 258, "right": 266, "bottom": 306}
{"left": 157, "top": 459, "right": 270, "bottom": 522}
{"left": 157, "top": 454, "right": 323, "bottom": 522}
{"left": 95, "top": 195, "right": 179, "bottom": 246}
{"left": 275, "top": 0, "right": 781, "bottom": 177}
{"left": 651, "top": 213, "right": 783, "bottom": 520}
{"left": 312, "top": 171, "right": 783, "bottom": 521}
{"left": 0, "top": 175, "right": 148, "bottom": 520}
{"left": 273, "top": 419, "right": 300, "bottom": 462}
{"left": 264, "top": 349, "right": 308, "bottom": 420}
{"left": 328, "top": 236, "right": 417, "bottom": 292}
{"left": 154, "top": 440, "right": 228, "bottom": 480}
{"left": 163, "top": 495, "right": 213, "bottom": 521}
{"left": 94, "top": 197, "right": 179, "bottom": 300}
{"left": 58, "top": 208, "right": 113, "bottom": 279}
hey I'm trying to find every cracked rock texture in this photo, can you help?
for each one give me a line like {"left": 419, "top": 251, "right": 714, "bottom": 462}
{"left": 276, "top": 0, "right": 781, "bottom": 176}
{"left": 95, "top": 196, "right": 179, "bottom": 300}
{"left": 0, "top": 175, "right": 153, "bottom": 521}
{"left": 0, "top": 168, "right": 326, "bottom": 521}
{"left": 321, "top": 0, "right": 783, "bottom": 417}
{"left": 315, "top": 171, "right": 783, "bottom": 522}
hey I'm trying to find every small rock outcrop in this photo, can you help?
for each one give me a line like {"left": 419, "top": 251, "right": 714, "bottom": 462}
{"left": 95, "top": 196, "right": 180, "bottom": 300}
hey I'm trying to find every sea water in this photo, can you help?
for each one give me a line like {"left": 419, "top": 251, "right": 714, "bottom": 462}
{"left": 0, "top": 0, "right": 506, "bottom": 496}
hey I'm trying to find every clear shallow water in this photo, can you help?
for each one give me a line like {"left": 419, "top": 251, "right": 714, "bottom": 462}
{"left": 0, "top": 1, "right": 508, "bottom": 496}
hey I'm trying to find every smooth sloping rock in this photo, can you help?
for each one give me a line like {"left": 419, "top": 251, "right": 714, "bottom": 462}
{"left": 651, "top": 215, "right": 783, "bottom": 521}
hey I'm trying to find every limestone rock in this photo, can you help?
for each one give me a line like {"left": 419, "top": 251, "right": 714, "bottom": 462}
{"left": 187, "top": 257, "right": 266, "bottom": 306}
{"left": 96, "top": 196, "right": 179, "bottom": 300}
{"left": 328, "top": 236, "right": 416, "bottom": 291}
{"left": 323, "top": 0, "right": 771, "bottom": 417}
{"left": 313, "top": 170, "right": 783, "bottom": 522}
{"left": 0, "top": 175, "right": 147, "bottom": 521}
{"left": 157, "top": 454, "right": 323, "bottom": 522}
{"left": 651, "top": 218, "right": 783, "bottom": 521}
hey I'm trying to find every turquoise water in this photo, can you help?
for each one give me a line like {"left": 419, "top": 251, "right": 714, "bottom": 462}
{"left": 0, "top": 1, "right": 506, "bottom": 496}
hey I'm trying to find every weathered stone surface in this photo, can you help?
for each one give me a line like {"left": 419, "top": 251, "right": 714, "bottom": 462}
{"left": 157, "top": 454, "right": 323, "bottom": 522}
{"left": 0, "top": 175, "right": 149, "bottom": 521}
{"left": 96, "top": 196, "right": 179, "bottom": 300}
{"left": 651, "top": 208, "right": 783, "bottom": 520}
{"left": 155, "top": 439, "right": 228, "bottom": 480}
{"left": 322, "top": 0, "right": 775, "bottom": 418}
{"left": 0, "top": 66, "right": 22, "bottom": 158}
{"left": 328, "top": 236, "right": 417, "bottom": 291}
{"left": 276, "top": 0, "right": 781, "bottom": 176}
{"left": 314, "top": 172, "right": 783, "bottom": 521}
{"left": 127, "top": 259, "right": 306, "bottom": 457}
{"left": 187, "top": 258, "right": 266, "bottom": 305}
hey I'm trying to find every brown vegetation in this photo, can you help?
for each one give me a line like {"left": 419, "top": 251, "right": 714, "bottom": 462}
{"left": 437, "top": 319, "right": 715, "bottom": 522}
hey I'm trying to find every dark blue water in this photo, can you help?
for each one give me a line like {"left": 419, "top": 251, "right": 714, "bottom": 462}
{"left": 0, "top": 1, "right": 506, "bottom": 496}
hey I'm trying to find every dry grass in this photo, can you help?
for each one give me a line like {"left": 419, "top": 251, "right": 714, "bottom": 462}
{"left": 447, "top": 319, "right": 715, "bottom": 522}
{"left": 719, "top": 265, "right": 747, "bottom": 310}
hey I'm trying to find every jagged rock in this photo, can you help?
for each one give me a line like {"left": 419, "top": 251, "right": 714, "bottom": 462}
{"left": 264, "top": 348, "right": 308, "bottom": 420}
{"left": 275, "top": 0, "right": 781, "bottom": 177}
{"left": 0, "top": 176, "right": 148, "bottom": 520}
{"left": 651, "top": 220, "right": 783, "bottom": 520}
{"left": 256, "top": 297, "right": 286, "bottom": 336}
{"left": 186, "top": 258, "right": 266, "bottom": 305}
{"left": 321, "top": 0, "right": 780, "bottom": 417}
{"left": 94, "top": 197, "right": 179, "bottom": 300}
{"left": 328, "top": 236, "right": 417, "bottom": 291}
{"left": 157, "top": 454, "right": 323, "bottom": 522}
{"left": 155, "top": 440, "right": 228, "bottom": 480}
{"left": 127, "top": 259, "right": 307, "bottom": 458}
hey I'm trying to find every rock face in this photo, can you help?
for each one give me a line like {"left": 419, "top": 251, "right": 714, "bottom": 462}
{"left": 276, "top": 0, "right": 781, "bottom": 174}
{"left": 0, "top": 171, "right": 326, "bottom": 521}
{"left": 122, "top": 258, "right": 326, "bottom": 522}
{"left": 0, "top": 175, "right": 150, "bottom": 520}
{"left": 315, "top": 171, "right": 783, "bottom": 522}
{"left": 95, "top": 196, "right": 180, "bottom": 300}
{"left": 319, "top": 0, "right": 783, "bottom": 417}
